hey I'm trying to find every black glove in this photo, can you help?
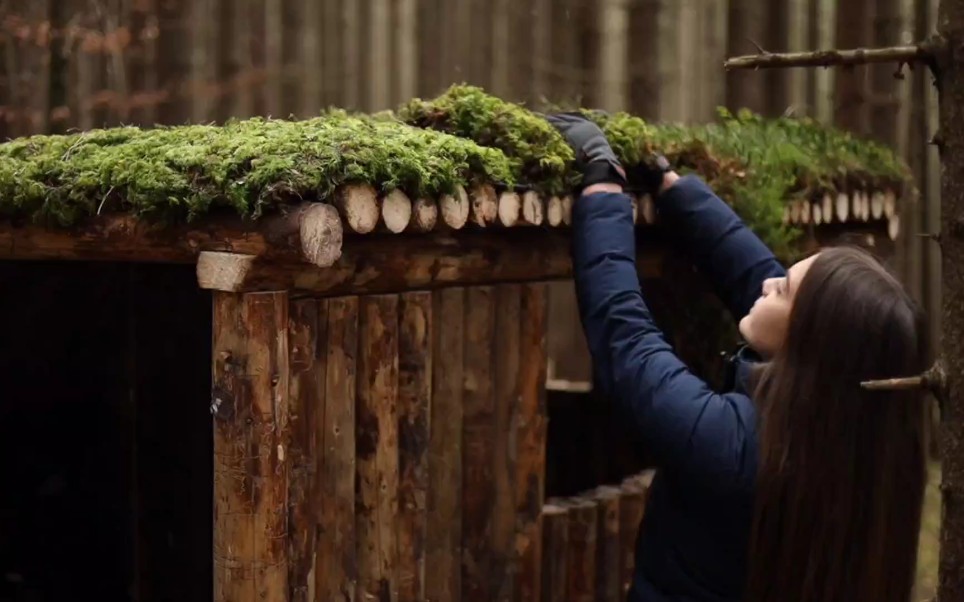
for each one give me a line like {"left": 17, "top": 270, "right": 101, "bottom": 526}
{"left": 625, "top": 154, "right": 672, "bottom": 196}
{"left": 544, "top": 112, "right": 627, "bottom": 191}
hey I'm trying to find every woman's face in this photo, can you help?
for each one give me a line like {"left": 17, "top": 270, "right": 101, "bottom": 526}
{"left": 739, "top": 253, "right": 819, "bottom": 357}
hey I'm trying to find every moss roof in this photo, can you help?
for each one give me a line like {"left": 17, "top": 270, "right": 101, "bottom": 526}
{"left": 0, "top": 84, "right": 911, "bottom": 256}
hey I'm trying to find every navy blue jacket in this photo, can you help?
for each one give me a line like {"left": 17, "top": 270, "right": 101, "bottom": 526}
{"left": 571, "top": 175, "right": 787, "bottom": 601}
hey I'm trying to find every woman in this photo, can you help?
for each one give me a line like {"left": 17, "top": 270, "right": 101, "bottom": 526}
{"left": 545, "top": 113, "right": 929, "bottom": 602}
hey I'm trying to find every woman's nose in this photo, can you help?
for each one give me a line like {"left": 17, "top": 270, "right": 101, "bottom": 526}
{"left": 761, "top": 278, "right": 777, "bottom": 296}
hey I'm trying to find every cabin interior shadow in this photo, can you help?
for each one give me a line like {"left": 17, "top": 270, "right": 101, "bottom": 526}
{"left": 0, "top": 261, "right": 212, "bottom": 602}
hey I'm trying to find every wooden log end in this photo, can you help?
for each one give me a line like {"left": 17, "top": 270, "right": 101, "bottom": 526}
{"left": 410, "top": 196, "right": 438, "bottom": 232}
{"left": 439, "top": 185, "right": 470, "bottom": 229}
{"left": 498, "top": 190, "right": 522, "bottom": 227}
{"left": 197, "top": 251, "right": 256, "bottom": 292}
{"left": 888, "top": 213, "right": 901, "bottom": 241}
{"left": 547, "top": 195, "right": 564, "bottom": 227}
{"left": 883, "top": 189, "right": 898, "bottom": 218}
{"left": 561, "top": 195, "right": 574, "bottom": 226}
{"left": 522, "top": 191, "right": 545, "bottom": 226}
{"left": 835, "top": 191, "right": 850, "bottom": 222}
{"left": 299, "top": 203, "right": 343, "bottom": 267}
{"left": 812, "top": 203, "right": 823, "bottom": 225}
{"left": 336, "top": 183, "right": 380, "bottom": 234}
{"left": 871, "top": 191, "right": 885, "bottom": 219}
{"left": 470, "top": 183, "right": 499, "bottom": 227}
{"left": 822, "top": 193, "right": 834, "bottom": 222}
{"left": 799, "top": 200, "right": 811, "bottom": 224}
{"left": 382, "top": 189, "right": 413, "bottom": 234}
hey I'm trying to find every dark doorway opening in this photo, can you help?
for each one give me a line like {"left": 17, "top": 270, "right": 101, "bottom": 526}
{"left": 0, "top": 261, "right": 212, "bottom": 602}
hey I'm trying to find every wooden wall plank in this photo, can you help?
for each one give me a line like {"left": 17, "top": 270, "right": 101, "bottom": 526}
{"left": 316, "top": 296, "right": 359, "bottom": 600}
{"left": 369, "top": 0, "right": 391, "bottom": 110}
{"left": 395, "top": 0, "right": 418, "bottom": 103}
{"left": 618, "top": 481, "right": 646, "bottom": 596}
{"left": 301, "top": 0, "right": 322, "bottom": 116}
{"left": 462, "top": 286, "right": 497, "bottom": 602}
{"left": 357, "top": 294, "right": 401, "bottom": 601}
{"left": 598, "top": 0, "right": 628, "bottom": 112}
{"left": 594, "top": 487, "right": 622, "bottom": 602}
{"left": 281, "top": 0, "right": 304, "bottom": 118}
{"left": 212, "top": 291, "right": 290, "bottom": 602}
{"left": 425, "top": 287, "right": 464, "bottom": 601}
{"left": 566, "top": 498, "right": 598, "bottom": 602}
{"left": 287, "top": 298, "right": 326, "bottom": 602}
{"left": 398, "top": 291, "right": 433, "bottom": 602}
{"left": 342, "top": 0, "right": 361, "bottom": 109}
{"left": 540, "top": 503, "right": 569, "bottom": 602}
{"left": 263, "top": 0, "right": 283, "bottom": 117}
{"left": 323, "top": 0, "right": 343, "bottom": 107}
{"left": 492, "top": 284, "right": 522, "bottom": 600}
{"left": 515, "top": 283, "right": 548, "bottom": 602}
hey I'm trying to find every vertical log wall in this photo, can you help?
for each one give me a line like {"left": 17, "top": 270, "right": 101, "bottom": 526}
{"left": 212, "top": 283, "right": 554, "bottom": 602}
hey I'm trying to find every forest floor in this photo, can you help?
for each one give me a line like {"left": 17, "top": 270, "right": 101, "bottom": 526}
{"left": 915, "top": 460, "right": 941, "bottom": 600}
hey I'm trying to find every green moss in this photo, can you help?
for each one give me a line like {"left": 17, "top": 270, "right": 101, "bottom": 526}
{"left": 0, "top": 110, "right": 514, "bottom": 225}
{"left": 0, "top": 84, "right": 912, "bottom": 260}
{"left": 398, "top": 85, "right": 577, "bottom": 194}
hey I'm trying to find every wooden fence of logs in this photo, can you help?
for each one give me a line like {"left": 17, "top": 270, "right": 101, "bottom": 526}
{"left": 541, "top": 471, "right": 655, "bottom": 602}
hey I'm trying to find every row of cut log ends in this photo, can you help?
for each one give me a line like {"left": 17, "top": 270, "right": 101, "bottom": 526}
{"left": 252, "top": 184, "right": 905, "bottom": 270}
{"left": 276, "top": 183, "right": 658, "bottom": 268}
{"left": 541, "top": 469, "right": 656, "bottom": 601}
{"left": 783, "top": 189, "right": 902, "bottom": 240}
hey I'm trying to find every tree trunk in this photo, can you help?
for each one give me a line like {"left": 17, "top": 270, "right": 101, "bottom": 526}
{"left": 937, "top": 1, "right": 964, "bottom": 597}
{"left": 834, "top": 0, "right": 873, "bottom": 133}
{"left": 726, "top": 0, "right": 767, "bottom": 113}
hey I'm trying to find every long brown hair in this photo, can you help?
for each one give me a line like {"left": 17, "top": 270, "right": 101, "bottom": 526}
{"left": 745, "top": 246, "right": 929, "bottom": 602}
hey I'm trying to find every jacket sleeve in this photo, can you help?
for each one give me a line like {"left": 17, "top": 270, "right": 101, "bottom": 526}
{"left": 571, "top": 191, "right": 756, "bottom": 486}
{"left": 655, "top": 175, "right": 786, "bottom": 322}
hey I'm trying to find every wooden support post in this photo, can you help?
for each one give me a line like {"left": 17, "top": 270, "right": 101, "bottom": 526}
{"left": 356, "top": 295, "right": 401, "bottom": 601}
{"left": 462, "top": 286, "right": 497, "bottom": 602}
{"left": 566, "top": 498, "right": 599, "bottom": 602}
{"left": 398, "top": 292, "right": 433, "bottom": 602}
{"left": 593, "top": 486, "right": 622, "bottom": 602}
{"left": 316, "top": 297, "right": 359, "bottom": 600}
{"left": 618, "top": 480, "right": 647, "bottom": 596}
{"left": 492, "top": 284, "right": 522, "bottom": 599}
{"left": 541, "top": 503, "right": 570, "bottom": 602}
{"left": 515, "top": 283, "right": 548, "bottom": 602}
{"left": 213, "top": 291, "right": 290, "bottom": 602}
{"left": 425, "top": 288, "right": 465, "bottom": 601}
{"left": 287, "top": 298, "right": 326, "bottom": 602}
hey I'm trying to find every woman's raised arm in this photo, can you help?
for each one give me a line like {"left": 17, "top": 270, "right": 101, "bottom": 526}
{"left": 654, "top": 174, "right": 786, "bottom": 323}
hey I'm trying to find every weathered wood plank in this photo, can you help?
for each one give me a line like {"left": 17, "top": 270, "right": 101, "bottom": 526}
{"left": 287, "top": 298, "right": 326, "bottom": 602}
{"left": 425, "top": 287, "right": 464, "bottom": 601}
{"left": 492, "top": 284, "right": 521, "bottom": 600}
{"left": 540, "top": 503, "right": 569, "bottom": 602}
{"left": 515, "top": 283, "right": 548, "bottom": 602}
{"left": 566, "top": 498, "right": 598, "bottom": 602}
{"left": 594, "top": 486, "right": 622, "bottom": 602}
{"left": 212, "top": 291, "right": 290, "bottom": 602}
{"left": 356, "top": 294, "right": 400, "bottom": 601}
{"left": 398, "top": 291, "right": 433, "bottom": 602}
{"left": 618, "top": 481, "right": 646, "bottom": 596}
{"left": 316, "top": 296, "right": 359, "bottom": 601}
{"left": 462, "top": 286, "right": 497, "bottom": 602}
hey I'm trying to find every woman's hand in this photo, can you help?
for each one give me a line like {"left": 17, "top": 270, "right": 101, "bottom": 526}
{"left": 544, "top": 113, "right": 627, "bottom": 193}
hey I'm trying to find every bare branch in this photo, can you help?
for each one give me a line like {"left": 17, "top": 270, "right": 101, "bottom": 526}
{"left": 725, "top": 45, "right": 934, "bottom": 71}
{"left": 861, "top": 363, "right": 946, "bottom": 403}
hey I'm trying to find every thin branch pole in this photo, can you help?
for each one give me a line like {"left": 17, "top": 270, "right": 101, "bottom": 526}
{"left": 860, "top": 362, "right": 946, "bottom": 400}
{"left": 725, "top": 44, "right": 934, "bottom": 70}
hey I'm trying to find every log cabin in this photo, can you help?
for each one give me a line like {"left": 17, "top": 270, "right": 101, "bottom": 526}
{"left": 0, "top": 87, "right": 907, "bottom": 602}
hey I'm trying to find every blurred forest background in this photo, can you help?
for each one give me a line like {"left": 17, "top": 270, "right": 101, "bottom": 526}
{"left": 0, "top": 0, "right": 943, "bottom": 598}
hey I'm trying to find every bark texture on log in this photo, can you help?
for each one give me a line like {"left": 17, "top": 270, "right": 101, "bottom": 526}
{"left": 462, "top": 286, "right": 497, "bottom": 602}
{"left": 195, "top": 230, "right": 668, "bottom": 296}
{"left": 540, "top": 504, "right": 569, "bottom": 602}
{"left": 287, "top": 298, "right": 326, "bottom": 602}
{"left": 356, "top": 295, "right": 400, "bottom": 601}
{"left": 316, "top": 297, "right": 359, "bottom": 601}
{"left": 938, "top": 3, "right": 964, "bottom": 598}
{"left": 397, "top": 292, "right": 433, "bottom": 602}
{"left": 212, "top": 291, "right": 290, "bottom": 602}
{"left": 566, "top": 499, "right": 598, "bottom": 602}
{"left": 594, "top": 487, "right": 622, "bottom": 602}
{"left": 492, "top": 284, "right": 522, "bottom": 600}
{"left": 425, "top": 288, "right": 464, "bottom": 601}
{"left": 515, "top": 283, "right": 548, "bottom": 602}
{"left": 618, "top": 480, "right": 647, "bottom": 596}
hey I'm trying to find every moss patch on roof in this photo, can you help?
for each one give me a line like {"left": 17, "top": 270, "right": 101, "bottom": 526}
{"left": 0, "top": 110, "right": 514, "bottom": 226}
{"left": 0, "top": 84, "right": 911, "bottom": 256}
